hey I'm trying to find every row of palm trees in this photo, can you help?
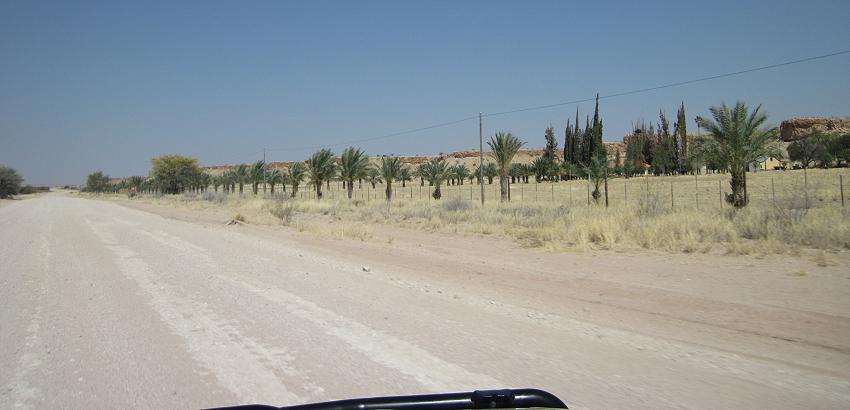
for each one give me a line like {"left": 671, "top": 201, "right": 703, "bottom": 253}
{"left": 161, "top": 132, "right": 525, "bottom": 202}
{"left": 132, "top": 102, "right": 777, "bottom": 208}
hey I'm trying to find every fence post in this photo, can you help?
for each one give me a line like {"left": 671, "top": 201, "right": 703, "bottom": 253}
{"left": 624, "top": 181, "right": 627, "bottom": 206}
{"left": 771, "top": 177, "right": 776, "bottom": 207}
{"left": 586, "top": 179, "right": 590, "bottom": 206}
{"left": 718, "top": 179, "right": 722, "bottom": 209}
{"left": 670, "top": 181, "right": 674, "bottom": 210}
{"left": 551, "top": 183, "right": 555, "bottom": 201}
{"left": 521, "top": 184, "right": 524, "bottom": 201}
{"left": 694, "top": 174, "right": 698, "bottom": 210}
{"left": 535, "top": 181, "right": 538, "bottom": 202}
{"left": 841, "top": 174, "right": 845, "bottom": 208}
{"left": 604, "top": 169, "right": 609, "bottom": 208}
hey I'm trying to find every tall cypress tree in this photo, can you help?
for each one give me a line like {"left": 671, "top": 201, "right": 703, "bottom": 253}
{"left": 675, "top": 101, "right": 688, "bottom": 172}
{"left": 591, "top": 93, "right": 604, "bottom": 160}
{"left": 581, "top": 115, "right": 592, "bottom": 164}
{"left": 544, "top": 125, "right": 558, "bottom": 161}
{"left": 563, "top": 118, "right": 573, "bottom": 164}
{"left": 572, "top": 108, "right": 581, "bottom": 165}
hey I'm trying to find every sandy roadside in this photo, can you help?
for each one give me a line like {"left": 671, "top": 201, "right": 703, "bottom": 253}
{"left": 106, "top": 196, "right": 850, "bottom": 378}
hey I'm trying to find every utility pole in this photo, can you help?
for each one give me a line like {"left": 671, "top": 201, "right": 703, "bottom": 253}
{"left": 479, "top": 112, "right": 484, "bottom": 206}
{"left": 263, "top": 148, "right": 267, "bottom": 195}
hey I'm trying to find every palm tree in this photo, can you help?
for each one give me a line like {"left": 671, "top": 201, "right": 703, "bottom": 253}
{"left": 339, "top": 147, "right": 369, "bottom": 199}
{"left": 530, "top": 156, "right": 552, "bottom": 182}
{"left": 415, "top": 163, "right": 428, "bottom": 186}
{"left": 220, "top": 172, "right": 231, "bottom": 193}
{"left": 307, "top": 149, "right": 336, "bottom": 199}
{"left": 695, "top": 102, "right": 780, "bottom": 207}
{"left": 509, "top": 163, "right": 523, "bottom": 184}
{"left": 286, "top": 162, "right": 307, "bottom": 198}
{"left": 398, "top": 166, "right": 412, "bottom": 188}
{"left": 419, "top": 157, "right": 449, "bottom": 199}
{"left": 198, "top": 172, "right": 211, "bottom": 192}
{"left": 249, "top": 161, "right": 266, "bottom": 195}
{"left": 452, "top": 164, "right": 470, "bottom": 186}
{"left": 210, "top": 175, "right": 222, "bottom": 192}
{"left": 266, "top": 169, "right": 283, "bottom": 195}
{"left": 379, "top": 156, "right": 403, "bottom": 202}
{"left": 483, "top": 162, "right": 498, "bottom": 185}
{"left": 234, "top": 164, "right": 249, "bottom": 195}
{"left": 487, "top": 132, "right": 525, "bottom": 201}
{"left": 365, "top": 166, "right": 382, "bottom": 189}
{"left": 584, "top": 153, "right": 607, "bottom": 204}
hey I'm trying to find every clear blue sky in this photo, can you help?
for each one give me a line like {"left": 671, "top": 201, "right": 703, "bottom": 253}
{"left": 2, "top": 0, "right": 849, "bottom": 185}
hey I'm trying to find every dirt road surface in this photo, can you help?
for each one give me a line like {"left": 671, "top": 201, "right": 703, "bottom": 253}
{"left": 2, "top": 194, "right": 849, "bottom": 409}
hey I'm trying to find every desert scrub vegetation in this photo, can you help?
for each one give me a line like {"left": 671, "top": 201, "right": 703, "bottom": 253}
{"left": 277, "top": 197, "right": 849, "bottom": 254}
{"left": 100, "top": 171, "right": 849, "bottom": 254}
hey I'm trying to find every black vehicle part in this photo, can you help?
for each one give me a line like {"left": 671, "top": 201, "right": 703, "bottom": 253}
{"left": 213, "top": 388, "right": 568, "bottom": 410}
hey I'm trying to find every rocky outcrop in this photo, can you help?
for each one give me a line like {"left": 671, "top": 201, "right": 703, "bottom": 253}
{"left": 779, "top": 117, "right": 850, "bottom": 141}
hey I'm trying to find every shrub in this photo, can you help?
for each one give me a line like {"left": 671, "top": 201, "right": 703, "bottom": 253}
{"left": 85, "top": 171, "right": 111, "bottom": 193}
{"left": 270, "top": 203, "right": 295, "bottom": 225}
{"left": 0, "top": 166, "right": 24, "bottom": 198}
{"left": 201, "top": 191, "right": 227, "bottom": 205}
{"left": 441, "top": 197, "right": 471, "bottom": 212}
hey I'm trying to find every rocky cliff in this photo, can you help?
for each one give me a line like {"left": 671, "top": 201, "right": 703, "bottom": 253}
{"left": 779, "top": 117, "right": 850, "bottom": 141}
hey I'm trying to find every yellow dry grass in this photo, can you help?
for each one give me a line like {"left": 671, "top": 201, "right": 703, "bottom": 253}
{"left": 91, "top": 168, "right": 850, "bottom": 255}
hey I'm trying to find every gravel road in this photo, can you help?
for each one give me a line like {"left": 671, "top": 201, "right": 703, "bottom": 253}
{"left": 2, "top": 194, "right": 849, "bottom": 409}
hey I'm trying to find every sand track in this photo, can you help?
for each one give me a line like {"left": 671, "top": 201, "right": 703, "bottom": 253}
{"left": 1, "top": 194, "right": 848, "bottom": 409}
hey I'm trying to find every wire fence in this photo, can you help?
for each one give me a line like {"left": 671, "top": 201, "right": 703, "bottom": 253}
{"left": 272, "top": 169, "right": 847, "bottom": 210}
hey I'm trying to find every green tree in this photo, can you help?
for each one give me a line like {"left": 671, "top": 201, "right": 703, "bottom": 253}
{"left": 222, "top": 171, "right": 236, "bottom": 193}
{"left": 0, "top": 166, "right": 24, "bottom": 198}
{"left": 787, "top": 134, "right": 827, "bottom": 169}
{"left": 563, "top": 117, "right": 575, "bottom": 164}
{"left": 150, "top": 155, "right": 200, "bottom": 194}
{"left": 590, "top": 93, "right": 604, "bottom": 160}
{"left": 584, "top": 154, "right": 608, "bottom": 204}
{"left": 266, "top": 169, "right": 283, "bottom": 194}
{"left": 379, "top": 156, "right": 403, "bottom": 202}
{"left": 530, "top": 156, "right": 549, "bottom": 182}
{"left": 483, "top": 162, "right": 498, "bottom": 184}
{"left": 211, "top": 175, "right": 222, "bottom": 192}
{"left": 364, "top": 165, "right": 382, "bottom": 189}
{"left": 543, "top": 125, "right": 558, "bottom": 162}
{"left": 419, "top": 157, "right": 449, "bottom": 199}
{"left": 85, "top": 171, "right": 112, "bottom": 193}
{"left": 828, "top": 133, "right": 850, "bottom": 166}
{"left": 249, "top": 161, "right": 266, "bottom": 195}
{"left": 568, "top": 108, "right": 582, "bottom": 165}
{"left": 339, "top": 147, "right": 370, "bottom": 199}
{"left": 234, "top": 164, "right": 249, "bottom": 194}
{"left": 675, "top": 101, "right": 689, "bottom": 173}
{"left": 653, "top": 111, "right": 677, "bottom": 175}
{"left": 306, "top": 149, "right": 336, "bottom": 199}
{"left": 126, "top": 176, "right": 145, "bottom": 192}
{"left": 488, "top": 131, "right": 525, "bottom": 201}
{"left": 509, "top": 163, "right": 523, "bottom": 183}
{"left": 287, "top": 162, "right": 307, "bottom": 198}
{"left": 695, "top": 102, "right": 780, "bottom": 207}
{"left": 452, "top": 164, "right": 470, "bottom": 185}
{"left": 398, "top": 166, "right": 412, "bottom": 188}
{"left": 580, "top": 116, "right": 592, "bottom": 164}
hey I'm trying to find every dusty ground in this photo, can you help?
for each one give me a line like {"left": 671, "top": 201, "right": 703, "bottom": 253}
{"left": 2, "top": 193, "right": 849, "bottom": 409}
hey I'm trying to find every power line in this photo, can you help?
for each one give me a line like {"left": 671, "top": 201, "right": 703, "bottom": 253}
{"left": 266, "top": 115, "right": 478, "bottom": 153}
{"left": 251, "top": 48, "right": 850, "bottom": 159}
{"left": 485, "top": 49, "right": 850, "bottom": 118}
